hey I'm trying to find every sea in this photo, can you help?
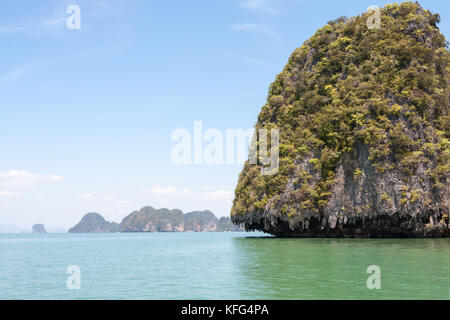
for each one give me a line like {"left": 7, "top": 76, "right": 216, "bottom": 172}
{"left": 0, "top": 232, "right": 448, "bottom": 299}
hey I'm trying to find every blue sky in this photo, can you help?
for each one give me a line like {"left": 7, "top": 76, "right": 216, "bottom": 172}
{"left": 0, "top": 0, "right": 449, "bottom": 229}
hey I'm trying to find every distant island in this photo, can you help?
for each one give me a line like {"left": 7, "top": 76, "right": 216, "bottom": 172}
{"left": 68, "top": 213, "right": 120, "bottom": 233}
{"left": 32, "top": 224, "right": 47, "bottom": 234}
{"left": 69, "top": 207, "right": 244, "bottom": 233}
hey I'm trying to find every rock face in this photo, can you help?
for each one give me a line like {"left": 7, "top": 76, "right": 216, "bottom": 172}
{"left": 68, "top": 213, "right": 119, "bottom": 233}
{"left": 32, "top": 224, "right": 46, "bottom": 234}
{"left": 231, "top": 3, "right": 449, "bottom": 238}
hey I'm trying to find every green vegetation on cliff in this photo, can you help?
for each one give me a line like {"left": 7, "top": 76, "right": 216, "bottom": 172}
{"left": 231, "top": 2, "right": 449, "bottom": 237}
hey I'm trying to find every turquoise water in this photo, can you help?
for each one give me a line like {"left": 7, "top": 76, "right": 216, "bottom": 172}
{"left": 0, "top": 233, "right": 448, "bottom": 299}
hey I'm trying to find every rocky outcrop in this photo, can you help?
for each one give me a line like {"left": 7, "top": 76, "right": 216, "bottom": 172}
{"left": 32, "top": 224, "right": 47, "bottom": 234}
{"left": 184, "top": 210, "right": 218, "bottom": 232}
{"left": 231, "top": 3, "right": 449, "bottom": 238}
{"left": 69, "top": 207, "right": 245, "bottom": 233}
{"left": 120, "top": 206, "right": 185, "bottom": 232}
{"left": 68, "top": 213, "right": 119, "bottom": 233}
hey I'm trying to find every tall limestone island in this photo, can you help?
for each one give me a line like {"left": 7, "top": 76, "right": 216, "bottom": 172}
{"left": 231, "top": 2, "right": 449, "bottom": 238}
{"left": 32, "top": 224, "right": 47, "bottom": 234}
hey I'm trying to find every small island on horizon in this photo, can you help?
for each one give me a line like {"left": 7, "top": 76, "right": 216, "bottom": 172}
{"left": 31, "top": 224, "right": 47, "bottom": 234}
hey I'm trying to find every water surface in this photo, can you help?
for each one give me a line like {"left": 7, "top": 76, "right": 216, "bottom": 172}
{"left": 0, "top": 233, "right": 448, "bottom": 299}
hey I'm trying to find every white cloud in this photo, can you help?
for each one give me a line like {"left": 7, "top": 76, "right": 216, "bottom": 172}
{"left": 181, "top": 188, "right": 192, "bottom": 195}
{"left": 0, "top": 14, "right": 66, "bottom": 36}
{"left": 229, "top": 55, "right": 267, "bottom": 68}
{"left": 201, "top": 190, "right": 233, "bottom": 200}
{"left": 238, "top": 0, "right": 278, "bottom": 14}
{"left": 0, "top": 0, "right": 117, "bottom": 37}
{"left": 0, "top": 170, "right": 64, "bottom": 188}
{"left": 231, "top": 23, "right": 278, "bottom": 38}
{"left": 42, "top": 17, "right": 66, "bottom": 28}
{"left": 0, "top": 26, "right": 25, "bottom": 34}
{"left": 116, "top": 200, "right": 130, "bottom": 206}
{"left": 0, "top": 66, "right": 28, "bottom": 83}
{"left": 0, "top": 191, "right": 18, "bottom": 198}
{"left": 81, "top": 194, "right": 129, "bottom": 205}
{"left": 148, "top": 186, "right": 178, "bottom": 195}
{"left": 147, "top": 185, "right": 193, "bottom": 196}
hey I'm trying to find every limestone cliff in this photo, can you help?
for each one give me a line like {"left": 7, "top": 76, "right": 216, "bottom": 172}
{"left": 231, "top": 2, "right": 449, "bottom": 237}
